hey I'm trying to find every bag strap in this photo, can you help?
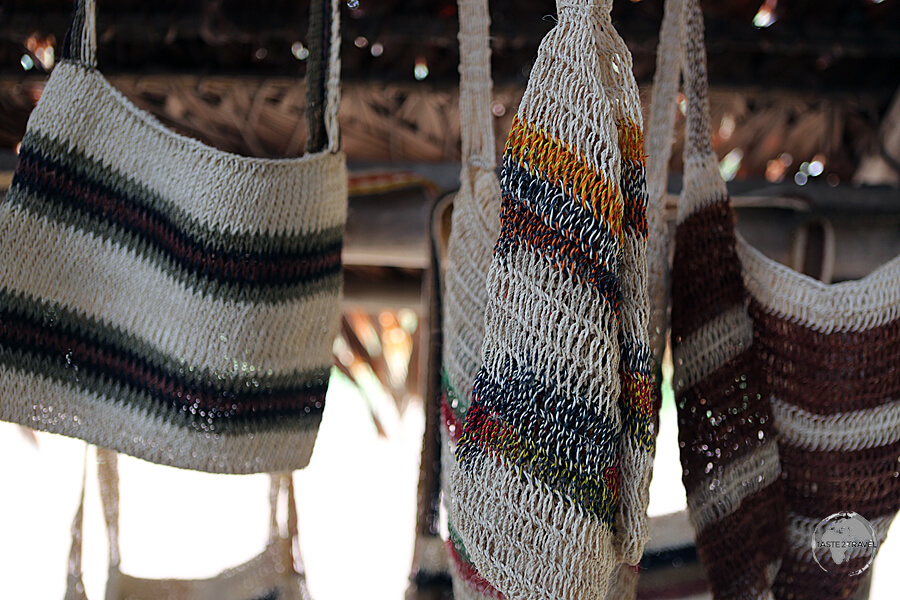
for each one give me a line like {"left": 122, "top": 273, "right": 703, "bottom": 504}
{"left": 65, "top": 448, "right": 304, "bottom": 598}
{"left": 96, "top": 448, "right": 121, "bottom": 567}
{"left": 305, "top": 0, "right": 343, "bottom": 153}
{"left": 458, "top": 0, "right": 496, "bottom": 176}
{"left": 650, "top": 0, "right": 727, "bottom": 221}
{"left": 268, "top": 472, "right": 301, "bottom": 547}
{"left": 645, "top": 0, "right": 686, "bottom": 365}
{"left": 61, "top": 0, "right": 341, "bottom": 154}
{"left": 646, "top": 0, "right": 685, "bottom": 205}
{"left": 61, "top": 0, "right": 97, "bottom": 69}
{"left": 64, "top": 449, "right": 90, "bottom": 600}
{"left": 681, "top": 0, "right": 714, "bottom": 163}
{"left": 678, "top": 0, "right": 729, "bottom": 221}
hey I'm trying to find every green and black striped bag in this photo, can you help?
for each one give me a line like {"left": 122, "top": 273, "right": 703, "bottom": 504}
{"left": 0, "top": 0, "right": 347, "bottom": 473}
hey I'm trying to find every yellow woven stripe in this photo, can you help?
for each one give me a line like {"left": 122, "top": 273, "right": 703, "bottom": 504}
{"left": 505, "top": 115, "right": 625, "bottom": 241}
{"left": 617, "top": 118, "right": 645, "bottom": 165}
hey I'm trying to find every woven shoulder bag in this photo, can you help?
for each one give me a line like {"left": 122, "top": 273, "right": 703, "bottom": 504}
{"left": 447, "top": 1, "right": 656, "bottom": 598}
{"left": 657, "top": 2, "right": 787, "bottom": 597}
{"left": 65, "top": 449, "right": 312, "bottom": 600}
{"left": 661, "top": 1, "right": 900, "bottom": 598}
{"left": 438, "top": 0, "right": 504, "bottom": 599}
{"left": 0, "top": 0, "right": 347, "bottom": 474}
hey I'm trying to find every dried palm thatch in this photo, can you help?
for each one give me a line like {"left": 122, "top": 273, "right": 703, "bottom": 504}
{"left": 1, "top": 75, "right": 889, "bottom": 183}
{"left": 648, "top": 87, "right": 886, "bottom": 183}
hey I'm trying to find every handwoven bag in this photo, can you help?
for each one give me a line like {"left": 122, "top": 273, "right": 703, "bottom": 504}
{"left": 65, "top": 449, "right": 312, "bottom": 600}
{"left": 446, "top": 1, "right": 656, "bottom": 598}
{"left": 0, "top": 0, "right": 347, "bottom": 473}
{"left": 438, "top": 0, "right": 504, "bottom": 599}
{"left": 661, "top": 1, "right": 787, "bottom": 598}
{"left": 664, "top": 1, "right": 900, "bottom": 599}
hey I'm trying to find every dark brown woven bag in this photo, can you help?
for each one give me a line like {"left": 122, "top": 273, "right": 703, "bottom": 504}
{"left": 658, "top": 1, "right": 900, "bottom": 599}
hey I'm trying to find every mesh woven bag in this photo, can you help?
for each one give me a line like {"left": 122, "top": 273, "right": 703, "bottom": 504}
{"left": 446, "top": 1, "right": 656, "bottom": 597}
{"left": 439, "top": 1, "right": 504, "bottom": 598}
{"left": 0, "top": 0, "right": 347, "bottom": 473}
{"left": 732, "top": 79, "right": 900, "bottom": 600}
{"left": 662, "top": 1, "right": 786, "bottom": 598}
{"left": 65, "top": 449, "right": 313, "bottom": 600}
{"left": 664, "top": 0, "right": 900, "bottom": 598}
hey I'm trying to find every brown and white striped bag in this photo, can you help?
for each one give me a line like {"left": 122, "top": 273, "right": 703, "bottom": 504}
{"left": 660, "top": 0, "right": 900, "bottom": 598}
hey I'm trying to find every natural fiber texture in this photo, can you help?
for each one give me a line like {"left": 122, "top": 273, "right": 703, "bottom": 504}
{"left": 66, "top": 449, "right": 313, "bottom": 600}
{"left": 739, "top": 233, "right": 900, "bottom": 600}
{"left": 665, "top": 2, "right": 900, "bottom": 599}
{"left": 667, "top": 1, "right": 785, "bottom": 599}
{"left": 440, "top": 1, "right": 504, "bottom": 598}
{"left": 0, "top": 0, "right": 347, "bottom": 473}
{"left": 442, "top": 0, "right": 501, "bottom": 413}
{"left": 645, "top": 0, "right": 684, "bottom": 369}
{"left": 448, "top": 1, "right": 654, "bottom": 598}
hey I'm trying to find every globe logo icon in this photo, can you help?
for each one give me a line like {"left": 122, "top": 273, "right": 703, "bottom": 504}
{"left": 811, "top": 512, "right": 878, "bottom": 576}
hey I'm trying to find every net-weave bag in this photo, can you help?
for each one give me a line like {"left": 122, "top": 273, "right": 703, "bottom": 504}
{"left": 0, "top": 0, "right": 347, "bottom": 474}
{"left": 730, "top": 69, "right": 900, "bottom": 600}
{"left": 439, "top": 0, "right": 504, "bottom": 598}
{"left": 665, "top": 1, "right": 900, "bottom": 598}
{"left": 65, "top": 449, "right": 313, "bottom": 600}
{"left": 662, "top": 1, "right": 787, "bottom": 598}
{"left": 447, "top": 1, "right": 656, "bottom": 597}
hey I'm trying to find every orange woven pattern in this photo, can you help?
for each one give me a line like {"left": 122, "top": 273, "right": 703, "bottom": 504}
{"left": 505, "top": 115, "right": 625, "bottom": 243}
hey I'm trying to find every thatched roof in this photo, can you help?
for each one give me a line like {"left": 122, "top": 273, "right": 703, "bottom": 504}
{"left": 2, "top": 1, "right": 899, "bottom": 181}
{"left": 3, "top": 0, "right": 899, "bottom": 87}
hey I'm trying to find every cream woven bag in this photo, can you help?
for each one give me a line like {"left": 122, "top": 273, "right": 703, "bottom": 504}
{"left": 0, "top": 0, "right": 347, "bottom": 474}
{"left": 447, "top": 1, "right": 656, "bottom": 598}
{"left": 439, "top": 0, "right": 503, "bottom": 599}
{"left": 65, "top": 449, "right": 312, "bottom": 600}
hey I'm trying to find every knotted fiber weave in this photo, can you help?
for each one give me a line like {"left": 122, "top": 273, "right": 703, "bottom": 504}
{"left": 665, "top": 0, "right": 900, "bottom": 598}
{"left": 439, "top": 0, "right": 504, "bottom": 598}
{"left": 740, "top": 240, "right": 900, "bottom": 600}
{"left": 0, "top": 0, "right": 347, "bottom": 473}
{"left": 447, "top": 1, "right": 656, "bottom": 597}
{"left": 665, "top": 1, "right": 786, "bottom": 598}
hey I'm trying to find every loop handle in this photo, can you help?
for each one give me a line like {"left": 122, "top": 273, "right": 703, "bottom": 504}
{"left": 61, "top": 0, "right": 341, "bottom": 153}
{"left": 96, "top": 449, "right": 120, "bottom": 567}
{"left": 62, "top": 0, "right": 97, "bottom": 69}
{"left": 268, "top": 472, "right": 301, "bottom": 544}
{"left": 681, "top": 0, "right": 715, "bottom": 161}
{"left": 65, "top": 448, "right": 304, "bottom": 599}
{"left": 644, "top": 0, "right": 686, "bottom": 364}
{"left": 646, "top": 0, "right": 686, "bottom": 206}
{"left": 64, "top": 448, "right": 90, "bottom": 600}
{"left": 306, "top": 0, "right": 343, "bottom": 153}
{"left": 458, "top": 0, "right": 496, "bottom": 174}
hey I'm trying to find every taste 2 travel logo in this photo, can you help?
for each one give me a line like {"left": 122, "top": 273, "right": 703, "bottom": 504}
{"left": 812, "top": 512, "right": 878, "bottom": 576}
